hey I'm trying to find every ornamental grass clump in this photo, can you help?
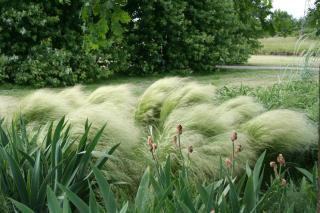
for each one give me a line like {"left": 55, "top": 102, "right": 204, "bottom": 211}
{"left": 241, "top": 109, "right": 317, "bottom": 154}
{"left": 135, "top": 77, "right": 187, "bottom": 124}
{"left": 58, "top": 85, "right": 87, "bottom": 107}
{"left": 87, "top": 84, "right": 137, "bottom": 109}
{"left": 2, "top": 77, "right": 318, "bottom": 184}
{"left": 65, "top": 104, "right": 143, "bottom": 183}
{"left": 16, "top": 89, "right": 74, "bottom": 125}
{"left": 159, "top": 82, "right": 216, "bottom": 124}
{"left": 0, "top": 96, "right": 17, "bottom": 124}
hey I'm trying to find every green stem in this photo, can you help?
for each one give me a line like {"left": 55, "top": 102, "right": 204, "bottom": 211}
{"left": 232, "top": 142, "right": 235, "bottom": 177}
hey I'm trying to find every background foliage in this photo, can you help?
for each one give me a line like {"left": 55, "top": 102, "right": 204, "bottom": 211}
{"left": 0, "top": 0, "right": 129, "bottom": 87}
{"left": 0, "top": 0, "right": 274, "bottom": 86}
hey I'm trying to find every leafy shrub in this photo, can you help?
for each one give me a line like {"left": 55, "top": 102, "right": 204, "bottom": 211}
{"left": 0, "top": 0, "right": 125, "bottom": 87}
{"left": 126, "top": 0, "right": 264, "bottom": 74}
{"left": 2, "top": 40, "right": 112, "bottom": 87}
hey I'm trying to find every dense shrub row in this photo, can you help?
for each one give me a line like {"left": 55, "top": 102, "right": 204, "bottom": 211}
{"left": 0, "top": 0, "right": 272, "bottom": 87}
{"left": 0, "top": 0, "right": 126, "bottom": 87}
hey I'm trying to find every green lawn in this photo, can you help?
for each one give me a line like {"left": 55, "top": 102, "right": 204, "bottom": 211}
{"left": 0, "top": 68, "right": 318, "bottom": 98}
{"left": 257, "top": 36, "right": 319, "bottom": 55}
{"left": 247, "top": 55, "right": 319, "bottom": 67}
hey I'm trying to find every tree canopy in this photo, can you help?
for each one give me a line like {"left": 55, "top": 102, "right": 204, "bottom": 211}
{"left": 0, "top": 0, "right": 276, "bottom": 86}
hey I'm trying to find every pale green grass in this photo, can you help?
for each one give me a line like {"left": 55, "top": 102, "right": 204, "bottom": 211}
{"left": 247, "top": 55, "right": 319, "bottom": 67}
{"left": 258, "top": 36, "right": 319, "bottom": 55}
{"left": 0, "top": 69, "right": 308, "bottom": 98}
{"left": 0, "top": 76, "right": 317, "bottom": 182}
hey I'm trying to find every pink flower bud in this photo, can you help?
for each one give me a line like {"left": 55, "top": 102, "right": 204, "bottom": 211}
{"left": 225, "top": 158, "right": 232, "bottom": 168}
{"left": 210, "top": 210, "right": 215, "bottom": 213}
{"left": 277, "top": 154, "right": 286, "bottom": 166}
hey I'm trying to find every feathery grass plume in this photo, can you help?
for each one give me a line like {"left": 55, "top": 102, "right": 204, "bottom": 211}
{"left": 58, "top": 85, "right": 87, "bottom": 107}
{"left": 241, "top": 109, "right": 318, "bottom": 154}
{"left": 212, "top": 96, "right": 265, "bottom": 128}
{"left": 66, "top": 103, "right": 143, "bottom": 183}
{"left": 135, "top": 77, "right": 187, "bottom": 125}
{"left": 0, "top": 96, "right": 18, "bottom": 124}
{"left": 159, "top": 82, "right": 216, "bottom": 124}
{"left": 15, "top": 89, "right": 74, "bottom": 125}
{"left": 161, "top": 96, "right": 264, "bottom": 141}
{"left": 87, "top": 84, "right": 137, "bottom": 109}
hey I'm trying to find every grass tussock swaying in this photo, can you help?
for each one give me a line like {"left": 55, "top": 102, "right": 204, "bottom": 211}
{"left": 2, "top": 77, "right": 318, "bottom": 183}
{"left": 135, "top": 77, "right": 187, "bottom": 124}
{"left": 241, "top": 109, "right": 317, "bottom": 153}
{"left": 87, "top": 84, "right": 137, "bottom": 109}
{"left": 4, "top": 85, "right": 142, "bottom": 184}
{"left": 136, "top": 78, "right": 317, "bottom": 179}
{"left": 16, "top": 89, "right": 74, "bottom": 125}
{"left": 58, "top": 85, "right": 87, "bottom": 107}
{"left": 66, "top": 104, "right": 142, "bottom": 182}
{"left": 0, "top": 96, "right": 18, "bottom": 123}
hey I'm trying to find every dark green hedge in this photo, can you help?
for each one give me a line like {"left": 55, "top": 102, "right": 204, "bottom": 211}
{"left": 0, "top": 0, "right": 271, "bottom": 87}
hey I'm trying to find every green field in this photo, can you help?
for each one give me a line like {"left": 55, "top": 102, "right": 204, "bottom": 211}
{"left": 0, "top": 68, "right": 315, "bottom": 97}
{"left": 247, "top": 55, "right": 319, "bottom": 67}
{"left": 257, "top": 36, "right": 319, "bottom": 55}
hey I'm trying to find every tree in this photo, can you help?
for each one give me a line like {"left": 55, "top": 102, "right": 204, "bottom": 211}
{"left": 305, "top": 0, "right": 320, "bottom": 35}
{"left": 271, "top": 9, "right": 295, "bottom": 37}
{"left": 0, "top": 0, "right": 130, "bottom": 86}
{"left": 232, "top": 0, "right": 273, "bottom": 43}
{"left": 125, "top": 0, "right": 273, "bottom": 74}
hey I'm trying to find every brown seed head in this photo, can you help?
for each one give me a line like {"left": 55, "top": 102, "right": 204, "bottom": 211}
{"left": 188, "top": 145, "right": 193, "bottom": 153}
{"left": 235, "top": 144, "right": 242, "bottom": 153}
{"left": 151, "top": 143, "right": 157, "bottom": 153}
{"left": 176, "top": 124, "right": 183, "bottom": 135}
{"left": 230, "top": 130, "right": 237, "bottom": 142}
{"left": 147, "top": 136, "right": 153, "bottom": 147}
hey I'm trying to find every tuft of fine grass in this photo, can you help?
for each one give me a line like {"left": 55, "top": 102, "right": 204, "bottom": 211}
{"left": 241, "top": 109, "right": 318, "bottom": 154}
{"left": 15, "top": 89, "right": 74, "bottom": 125}
{"left": 135, "top": 77, "right": 187, "bottom": 125}
{"left": 159, "top": 82, "right": 216, "bottom": 125}
{"left": 58, "top": 85, "right": 87, "bottom": 107}
{"left": 87, "top": 84, "right": 137, "bottom": 109}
